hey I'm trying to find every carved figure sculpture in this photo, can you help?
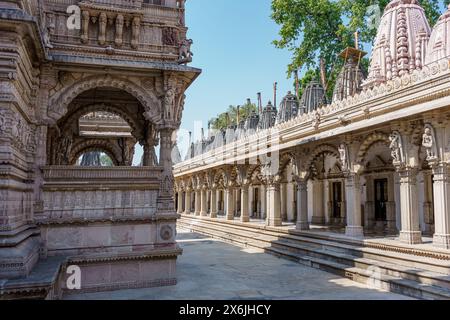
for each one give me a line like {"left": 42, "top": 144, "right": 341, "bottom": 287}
{"left": 178, "top": 39, "right": 193, "bottom": 64}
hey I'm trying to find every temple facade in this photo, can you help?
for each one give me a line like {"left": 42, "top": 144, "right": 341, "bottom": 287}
{"left": 174, "top": 1, "right": 450, "bottom": 251}
{"left": 0, "top": 0, "right": 200, "bottom": 298}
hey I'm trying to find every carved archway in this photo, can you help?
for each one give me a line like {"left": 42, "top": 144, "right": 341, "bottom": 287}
{"left": 48, "top": 75, "right": 162, "bottom": 125}
{"left": 68, "top": 139, "right": 123, "bottom": 166}
{"left": 356, "top": 132, "right": 391, "bottom": 165}
{"left": 305, "top": 144, "right": 341, "bottom": 170}
{"left": 59, "top": 103, "right": 143, "bottom": 139}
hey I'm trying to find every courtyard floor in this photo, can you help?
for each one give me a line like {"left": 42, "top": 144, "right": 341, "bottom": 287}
{"left": 66, "top": 229, "right": 412, "bottom": 300}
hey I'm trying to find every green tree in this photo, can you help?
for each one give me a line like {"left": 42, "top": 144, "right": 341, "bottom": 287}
{"left": 272, "top": 0, "right": 449, "bottom": 98}
{"left": 210, "top": 103, "right": 257, "bottom": 131}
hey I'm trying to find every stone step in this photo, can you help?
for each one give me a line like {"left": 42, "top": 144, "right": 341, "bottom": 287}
{"left": 0, "top": 256, "right": 65, "bottom": 300}
{"left": 180, "top": 216, "right": 450, "bottom": 274}
{"left": 178, "top": 217, "right": 450, "bottom": 300}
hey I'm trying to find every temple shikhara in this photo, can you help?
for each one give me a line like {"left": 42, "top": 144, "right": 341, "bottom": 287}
{"left": 1, "top": 0, "right": 450, "bottom": 300}
{"left": 0, "top": 0, "right": 200, "bottom": 299}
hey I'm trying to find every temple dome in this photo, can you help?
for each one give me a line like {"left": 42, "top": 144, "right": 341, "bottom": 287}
{"left": 425, "top": 5, "right": 450, "bottom": 65}
{"left": 299, "top": 80, "right": 327, "bottom": 114}
{"left": 364, "top": 0, "right": 431, "bottom": 88}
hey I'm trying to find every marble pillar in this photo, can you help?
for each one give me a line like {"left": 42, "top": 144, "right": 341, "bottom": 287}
{"left": 296, "top": 179, "right": 309, "bottom": 230}
{"left": 210, "top": 188, "right": 218, "bottom": 218}
{"left": 345, "top": 174, "right": 364, "bottom": 238}
{"left": 432, "top": 164, "right": 450, "bottom": 249}
{"left": 200, "top": 188, "right": 207, "bottom": 216}
{"left": 311, "top": 180, "right": 325, "bottom": 225}
{"left": 397, "top": 168, "right": 422, "bottom": 244}
{"left": 241, "top": 185, "right": 250, "bottom": 222}
{"left": 184, "top": 190, "right": 191, "bottom": 214}
{"left": 194, "top": 190, "right": 201, "bottom": 216}
{"left": 226, "top": 187, "right": 234, "bottom": 220}
{"left": 266, "top": 183, "right": 282, "bottom": 227}
{"left": 177, "top": 192, "right": 183, "bottom": 214}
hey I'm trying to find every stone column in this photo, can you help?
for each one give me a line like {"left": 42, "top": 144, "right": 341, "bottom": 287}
{"left": 210, "top": 188, "right": 218, "bottom": 218}
{"left": 296, "top": 179, "right": 309, "bottom": 230}
{"left": 345, "top": 174, "right": 364, "bottom": 238}
{"left": 281, "top": 183, "right": 287, "bottom": 221}
{"left": 177, "top": 191, "right": 183, "bottom": 214}
{"left": 241, "top": 185, "right": 250, "bottom": 222}
{"left": 194, "top": 189, "right": 201, "bottom": 216}
{"left": 157, "top": 128, "right": 176, "bottom": 213}
{"left": 397, "top": 168, "right": 422, "bottom": 244}
{"left": 200, "top": 188, "right": 208, "bottom": 216}
{"left": 311, "top": 180, "right": 325, "bottom": 225}
{"left": 184, "top": 189, "right": 191, "bottom": 214}
{"left": 248, "top": 187, "right": 254, "bottom": 218}
{"left": 432, "top": 164, "right": 450, "bottom": 249}
{"left": 266, "top": 182, "right": 282, "bottom": 227}
{"left": 261, "top": 185, "right": 267, "bottom": 219}
{"left": 226, "top": 187, "right": 235, "bottom": 220}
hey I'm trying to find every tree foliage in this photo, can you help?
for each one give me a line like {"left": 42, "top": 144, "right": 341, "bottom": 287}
{"left": 210, "top": 103, "right": 257, "bottom": 131}
{"left": 272, "top": 0, "right": 449, "bottom": 97}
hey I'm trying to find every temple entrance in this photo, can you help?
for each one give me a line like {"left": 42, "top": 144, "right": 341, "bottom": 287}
{"left": 374, "top": 179, "right": 388, "bottom": 221}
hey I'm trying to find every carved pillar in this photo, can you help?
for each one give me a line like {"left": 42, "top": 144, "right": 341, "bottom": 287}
{"left": 177, "top": 190, "right": 183, "bottom": 214}
{"left": 345, "top": 174, "right": 364, "bottom": 238}
{"left": 260, "top": 185, "right": 266, "bottom": 219}
{"left": 194, "top": 189, "right": 200, "bottom": 216}
{"left": 210, "top": 188, "right": 218, "bottom": 218}
{"left": 81, "top": 10, "right": 90, "bottom": 44}
{"left": 240, "top": 185, "right": 250, "bottom": 222}
{"left": 311, "top": 179, "right": 325, "bottom": 225}
{"left": 398, "top": 168, "right": 422, "bottom": 244}
{"left": 131, "top": 16, "right": 141, "bottom": 49}
{"left": 266, "top": 181, "right": 282, "bottom": 227}
{"left": 115, "top": 14, "right": 124, "bottom": 47}
{"left": 184, "top": 188, "right": 191, "bottom": 214}
{"left": 225, "top": 186, "right": 235, "bottom": 220}
{"left": 280, "top": 183, "right": 287, "bottom": 221}
{"left": 431, "top": 164, "right": 450, "bottom": 249}
{"left": 200, "top": 188, "right": 207, "bottom": 216}
{"left": 157, "top": 128, "right": 175, "bottom": 213}
{"left": 296, "top": 179, "right": 309, "bottom": 230}
{"left": 98, "top": 12, "right": 107, "bottom": 46}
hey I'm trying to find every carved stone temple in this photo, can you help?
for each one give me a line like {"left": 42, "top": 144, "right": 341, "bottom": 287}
{"left": 174, "top": 1, "right": 450, "bottom": 298}
{"left": 0, "top": 0, "right": 200, "bottom": 299}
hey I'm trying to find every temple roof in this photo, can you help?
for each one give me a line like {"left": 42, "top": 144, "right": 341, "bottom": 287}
{"left": 364, "top": 0, "right": 431, "bottom": 88}
{"left": 425, "top": 5, "right": 450, "bottom": 65}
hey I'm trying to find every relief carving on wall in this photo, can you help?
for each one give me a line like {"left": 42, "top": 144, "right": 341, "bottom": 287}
{"left": 422, "top": 124, "right": 438, "bottom": 163}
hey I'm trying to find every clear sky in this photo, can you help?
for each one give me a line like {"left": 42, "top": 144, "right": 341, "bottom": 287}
{"left": 176, "top": 0, "right": 294, "bottom": 156}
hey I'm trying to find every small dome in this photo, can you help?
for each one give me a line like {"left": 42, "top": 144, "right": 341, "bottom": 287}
{"left": 299, "top": 80, "right": 327, "bottom": 114}
{"left": 364, "top": 0, "right": 431, "bottom": 88}
{"left": 258, "top": 101, "right": 277, "bottom": 130}
{"left": 425, "top": 5, "right": 450, "bottom": 65}
{"left": 277, "top": 91, "right": 299, "bottom": 124}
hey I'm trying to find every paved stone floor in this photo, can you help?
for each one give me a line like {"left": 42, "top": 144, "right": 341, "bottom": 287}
{"left": 66, "top": 229, "right": 412, "bottom": 300}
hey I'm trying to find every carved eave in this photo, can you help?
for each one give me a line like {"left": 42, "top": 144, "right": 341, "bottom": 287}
{"left": 0, "top": 8, "right": 48, "bottom": 62}
{"left": 50, "top": 54, "right": 201, "bottom": 88}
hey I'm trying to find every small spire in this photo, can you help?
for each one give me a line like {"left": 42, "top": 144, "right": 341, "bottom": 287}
{"left": 273, "top": 82, "right": 278, "bottom": 108}
{"left": 257, "top": 92, "right": 262, "bottom": 114}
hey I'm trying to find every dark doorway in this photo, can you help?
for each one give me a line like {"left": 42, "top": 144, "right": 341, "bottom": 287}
{"left": 374, "top": 179, "right": 388, "bottom": 221}
{"left": 332, "top": 182, "right": 342, "bottom": 219}
{"left": 253, "top": 188, "right": 259, "bottom": 216}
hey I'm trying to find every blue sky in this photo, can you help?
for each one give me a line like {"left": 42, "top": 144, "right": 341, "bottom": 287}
{"left": 177, "top": 0, "right": 294, "bottom": 152}
{"left": 133, "top": 0, "right": 449, "bottom": 164}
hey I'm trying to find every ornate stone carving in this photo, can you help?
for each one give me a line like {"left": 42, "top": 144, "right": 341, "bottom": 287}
{"left": 131, "top": 17, "right": 141, "bottom": 49}
{"left": 422, "top": 124, "right": 438, "bottom": 162}
{"left": 160, "top": 225, "right": 173, "bottom": 241}
{"left": 389, "top": 131, "right": 405, "bottom": 165}
{"left": 338, "top": 143, "right": 349, "bottom": 171}
{"left": 115, "top": 14, "right": 124, "bottom": 47}
{"left": 162, "top": 27, "right": 178, "bottom": 46}
{"left": 178, "top": 39, "right": 193, "bottom": 64}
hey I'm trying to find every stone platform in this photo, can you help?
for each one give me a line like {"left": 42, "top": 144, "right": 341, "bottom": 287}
{"left": 178, "top": 214, "right": 450, "bottom": 300}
